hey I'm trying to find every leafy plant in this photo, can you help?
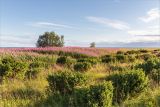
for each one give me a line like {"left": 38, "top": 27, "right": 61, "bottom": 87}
{"left": 47, "top": 70, "right": 87, "bottom": 95}
{"left": 74, "top": 62, "right": 91, "bottom": 72}
{"left": 106, "top": 70, "right": 149, "bottom": 104}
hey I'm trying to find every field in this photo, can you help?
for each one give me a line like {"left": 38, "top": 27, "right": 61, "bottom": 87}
{"left": 0, "top": 47, "right": 160, "bottom": 107}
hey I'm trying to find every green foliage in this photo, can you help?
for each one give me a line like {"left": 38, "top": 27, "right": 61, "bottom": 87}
{"left": 56, "top": 56, "right": 76, "bottom": 67}
{"left": 106, "top": 70, "right": 149, "bottom": 104}
{"left": 88, "top": 81, "right": 113, "bottom": 107}
{"left": 47, "top": 71, "right": 87, "bottom": 95}
{"left": 116, "top": 51, "right": 124, "bottom": 55}
{"left": 126, "top": 50, "right": 140, "bottom": 55}
{"left": 36, "top": 31, "right": 64, "bottom": 47}
{"left": 74, "top": 62, "right": 91, "bottom": 72}
{"left": 77, "top": 57, "right": 100, "bottom": 65}
{"left": 109, "top": 65, "right": 127, "bottom": 71}
{"left": 0, "top": 56, "right": 28, "bottom": 80}
{"left": 115, "top": 54, "right": 127, "bottom": 63}
{"left": 74, "top": 81, "right": 113, "bottom": 107}
{"left": 25, "top": 61, "right": 44, "bottom": 79}
{"left": 151, "top": 69, "right": 160, "bottom": 84}
{"left": 136, "top": 58, "right": 160, "bottom": 74}
{"left": 90, "top": 42, "right": 96, "bottom": 48}
{"left": 101, "top": 55, "right": 116, "bottom": 63}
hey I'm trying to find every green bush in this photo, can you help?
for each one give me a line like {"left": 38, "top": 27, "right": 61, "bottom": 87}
{"left": 47, "top": 71, "right": 87, "bottom": 95}
{"left": 101, "top": 55, "right": 116, "bottom": 63}
{"left": 138, "top": 53, "right": 155, "bottom": 61}
{"left": 74, "top": 62, "right": 91, "bottom": 72}
{"left": 106, "top": 70, "right": 149, "bottom": 104}
{"left": 74, "top": 81, "right": 113, "bottom": 107}
{"left": 151, "top": 69, "right": 160, "bottom": 84}
{"left": 74, "top": 87, "right": 90, "bottom": 107}
{"left": 56, "top": 56, "right": 76, "bottom": 67}
{"left": 128, "top": 55, "right": 136, "bottom": 62}
{"left": 88, "top": 81, "right": 113, "bottom": 107}
{"left": 115, "top": 54, "right": 127, "bottom": 63}
{"left": 109, "top": 65, "right": 127, "bottom": 71}
{"left": 116, "top": 51, "right": 124, "bottom": 55}
{"left": 138, "top": 49, "right": 149, "bottom": 53}
{"left": 136, "top": 58, "right": 160, "bottom": 74}
{"left": 0, "top": 56, "right": 28, "bottom": 80}
{"left": 25, "top": 61, "right": 44, "bottom": 79}
{"left": 77, "top": 57, "right": 100, "bottom": 65}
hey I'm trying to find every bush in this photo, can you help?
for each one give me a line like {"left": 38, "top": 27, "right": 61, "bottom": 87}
{"left": 74, "top": 87, "right": 90, "bottom": 107}
{"left": 74, "top": 62, "right": 91, "bottom": 72}
{"left": 77, "top": 57, "right": 100, "bottom": 65}
{"left": 88, "top": 81, "right": 113, "bottom": 107}
{"left": 151, "top": 69, "right": 160, "bottom": 84}
{"left": 116, "top": 51, "right": 124, "bottom": 55}
{"left": 56, "top": 56, "right": 76, "bottom": 67}
{"left": 136, "top": 58, "right": 160, "bottom": 74}
{"left": 0, "top": 56, "right": 28, "bottom": 80}
{"left": 101, "top": 55, "right": 116, "bottom": 63}
{"left": 115, "top": 54, "right": 127, "bottom": 63}
{"left": 106, "top": 70, "right": 149, "bottom": 104}
{"left": 109, "top": 65, "right": 127, "bottom": 71}
{"left": 126, "top": 50, "right": 140, "bottom": 55}
{"left": 47, "top": 71, "right": 87, "bottom": 95}
{"left": 138, "top": 53, "right": 155, "bottom": 61}
{"left": 138, "top": 49, "right": 149, "bottom": 53}
{"left": 74, "top": 81, "right": 113, "bottom": 107}
{"left": 128, "top": 55, "right": 136, "bottom": 62}
{"left": 25, "top": 61, "right": 44, "bottom": 79}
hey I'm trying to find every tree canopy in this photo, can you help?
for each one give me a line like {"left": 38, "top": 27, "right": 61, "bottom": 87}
{"left": 90, "top": 42, "right": 96, "bottom": 48}
{"left": 36, "top": 32, "right": 64, "bottom": 47}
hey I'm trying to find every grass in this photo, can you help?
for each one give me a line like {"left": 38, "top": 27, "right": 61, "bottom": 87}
{"left": 0, "top": 48, "right": 160, "bottom": 107}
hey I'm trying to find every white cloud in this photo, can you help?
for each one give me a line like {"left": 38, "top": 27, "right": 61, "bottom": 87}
{"left": 139, "top": 8, "right": 160, "bottom": 22}
{"left": 0, "top": 34, "right": 36, "bottom": 47}
{"left": 28, "top": 22, "right": 73, "bottom": 29}
{"left": 128, "top": 29, "right": 160, "bottom": 36}
{"left": 86, "top": 16, "right": 130, "bottom": 30}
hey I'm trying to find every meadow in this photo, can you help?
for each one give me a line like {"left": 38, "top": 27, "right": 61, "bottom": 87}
{"left": 0, "top": 47, "right": 160, "bottom": 107}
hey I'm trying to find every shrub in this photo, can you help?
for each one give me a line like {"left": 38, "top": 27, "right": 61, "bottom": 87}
{"left": 74, "top": 81, "right": 113, "bottom": 107}
{"left": 74, "top": 62, "right": 91, "bottom": 72}
{"left": 151, "top": 69, "right": 160, "bottom": 84}
{"left": 109, "top": 65, "right": 127, "bottom": 71}
{"left": 47, "top": 71, "right": 87, "bottom": 95}
{"left": 77, "top": 57, "right": 100, "bottom": 65}
{"left": 56, "top": 56, "right": 76, "bottom": 67}
{"left": 0, "top": 56, "right": 28, "bottom": 80}
{"left": 136, "top": 58, "right": 160, "bottom": 74}
{"left": 115, "top": 54, "right": 127, "bottom": 63}
{"left": 88, "top": 81, "right": 113, "bottom": 107}
{"left": 101, "top": 55, "right": 116, "bottom": 63}
{"left": 25, "top": 61, "right": 44, "bottom": 79}
{"left": 116, "top": 51, "right": 124, "bottom": 55}
{"left": 74, "top": 87, "right": 90, "bottom": 107}
{"left": 126, "top": 50, "right": 140, "bottom": 55}
{"left": 128, "top": 55, "right": 136, "bottom": 62}
{"left": 138, "top": 53, "right": 155, "bottom": 61}
{"left": 106, "top": 70, "right": 149, "bottom": 104}
{"left": 138, "top": 49, "right": 149, "bottom": 53}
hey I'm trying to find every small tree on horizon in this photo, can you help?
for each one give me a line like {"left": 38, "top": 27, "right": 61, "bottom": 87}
{"left": 90, "top": 42, "right": 96, "bottom": 48}
{"left": 36, "top": 31, "right": 64, "bottom": 47}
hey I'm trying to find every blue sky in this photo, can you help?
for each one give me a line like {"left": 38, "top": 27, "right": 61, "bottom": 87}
{"left": 0, "top": 0, "right": 160, "bottom": 47}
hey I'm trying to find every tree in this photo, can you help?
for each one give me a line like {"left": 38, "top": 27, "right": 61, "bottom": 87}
{"left": 90, "top": 42, "right": 96, "bottom": 48}
{"left": 36, "top": 32, "right": 64, "bottom": 47}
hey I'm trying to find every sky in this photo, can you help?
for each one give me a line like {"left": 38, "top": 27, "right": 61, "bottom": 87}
{"left": 0, "top": 0, "right": 160, "bottom": 47}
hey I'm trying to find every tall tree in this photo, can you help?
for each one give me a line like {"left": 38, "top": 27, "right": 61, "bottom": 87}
{"left": 36, "top": 32, "right": 64, "bottom": 47}
{"left": 90, "top": 42, "right": 96, "bottom": 48}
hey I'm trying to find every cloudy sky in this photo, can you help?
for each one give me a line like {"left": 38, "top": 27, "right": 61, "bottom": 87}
{"left": 0, "top": 0, "right": 160, "bottom": 47}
